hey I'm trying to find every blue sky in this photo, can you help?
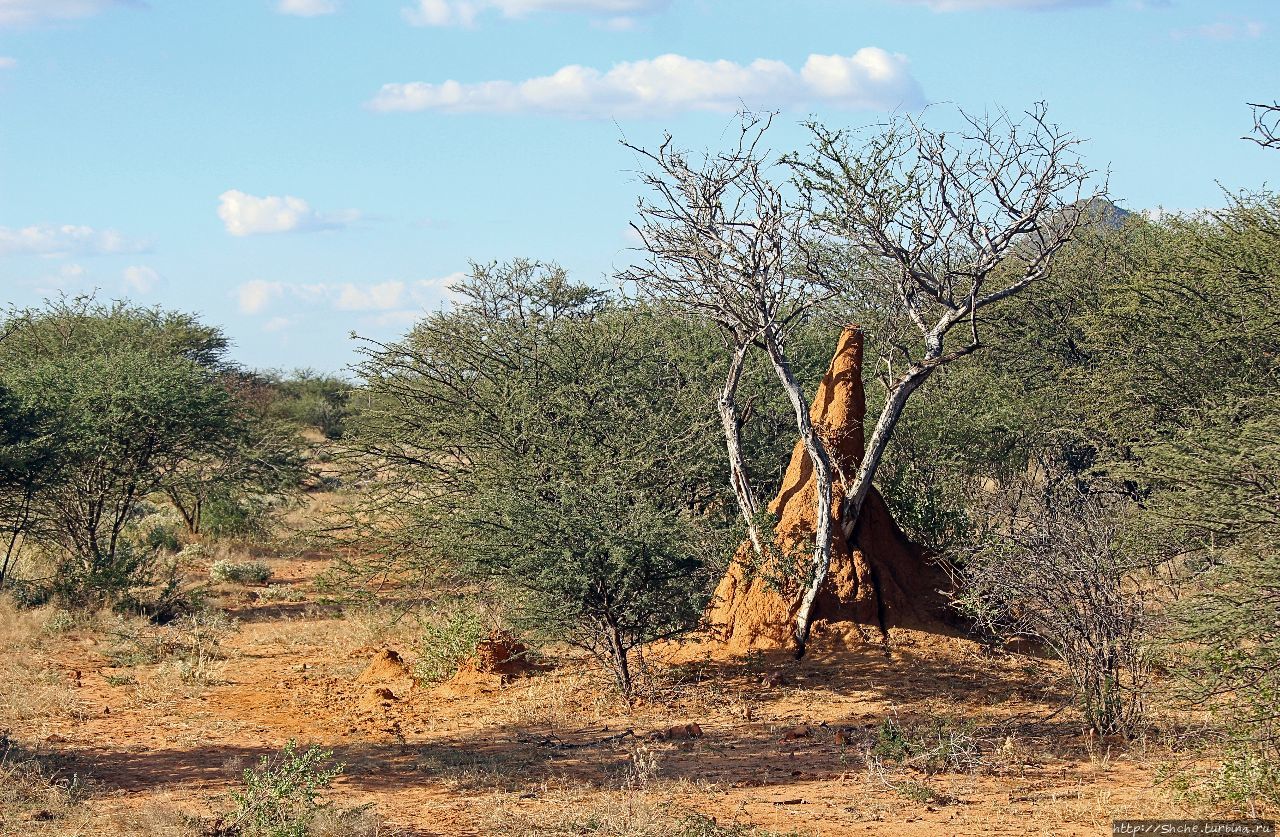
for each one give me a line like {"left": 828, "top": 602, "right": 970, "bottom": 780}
{"left": 1, "top": 0, "right": 1277, "bottom": 373}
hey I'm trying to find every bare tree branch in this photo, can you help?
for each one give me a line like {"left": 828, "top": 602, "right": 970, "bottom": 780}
{"left": 1247, "top": 101, "right": 1280, "bottom": 149}
{"left": 620, "top": 112, "right": 832, "bottom": 572}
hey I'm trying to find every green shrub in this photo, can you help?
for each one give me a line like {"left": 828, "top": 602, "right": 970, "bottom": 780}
{"left": 871, "top": 718, "right": 910, "bottom": 763}
{"left": 868, "top": 716, "right": 984, "bottom": 775}
{"left": 53, "top": 541, "right": 157, "bottom": 607}
{"left": 1167, "top": 743, "right": 1280, "bottom": 818}
{"left": 265, "top": 372, "right": 351, "bottom": 441}
{"left": 130, "top": 503, "right": 185, "bottom": 554}
{"left": 201, "top": 489, "right": 273, "bottom": 539}
{"left": 7, "top": 580, "right": 51, "bottom": 609}
{"left": 230, "top": 741, "right": 344, "bottom": 837}
{"left": 177, "top": 543, "right": 210, "bottom": 563}
{"left": 412, "top": 599, "right": 487, "bottom": 684}
{"left": 210, "top": 559, "right": 272, "bottom": 585}
{"left": 256, "top": 584, "right": 306, "bottom": 604}
{"left": 143, "top": 523, "right": 183, "bottom": 553}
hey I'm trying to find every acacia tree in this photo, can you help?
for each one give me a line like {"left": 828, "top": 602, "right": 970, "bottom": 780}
{"left": 622, "top": 113, "right": 831, "bottom": 571}
{"left": 346, "top": 260, "right": 731, "bottom": 695}
{"left": 0, "top": 299, "right": 239, "bottom": 600}
{"left": 161, "top": 371, "right": 305, "bottom": 537}
{"left": 778, "top": 104, "right": 1100, "bottom": 653}
{"left": 0, "top": 384, "right": 63, "bottom": 589}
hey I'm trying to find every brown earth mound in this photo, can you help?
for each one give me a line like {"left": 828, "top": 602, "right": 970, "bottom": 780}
{"left": 460, "top": 630, "right": 538, "bottom": 678}
{"left": 706, "top": 326, "right": 951, "bottom": 653}
{"left": 440, "top": 630, "right": 542, "bottom": 694}
{"left": 356, "top": 648, "right": 411, "bottom": 683}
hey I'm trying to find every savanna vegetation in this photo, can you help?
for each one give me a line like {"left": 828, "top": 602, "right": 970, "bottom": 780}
{"left": 2, "top": 104, "right": 1278, "bottom": 834}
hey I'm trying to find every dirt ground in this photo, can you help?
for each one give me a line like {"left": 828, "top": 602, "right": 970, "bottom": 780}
{"left": 0, "top": 546, "right": 1219, "bottom": 837}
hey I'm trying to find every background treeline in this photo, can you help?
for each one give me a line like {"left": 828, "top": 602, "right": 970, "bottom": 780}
{"left": 0, "top": 297, "right": 351, "bottom": 611}
{"left": 874, "top": 194, "right": 1280, "bottom": 808}
{"left": 2, "top": 183, "right": 1278, "bottom": 810}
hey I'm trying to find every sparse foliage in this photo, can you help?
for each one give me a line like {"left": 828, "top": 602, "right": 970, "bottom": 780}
{"left": 786, "top": 103, "right": 1101, "bottom": 653}
{"left": 623, "top": 113, "right": 830, "bottom": 566}
{"left": 1248, "top": 101, "right": 1280, "bottom": 149}
{"left": 955, "top": 483, "right": 1153, "bottom": 736}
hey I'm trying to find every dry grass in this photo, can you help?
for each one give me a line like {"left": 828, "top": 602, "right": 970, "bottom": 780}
{"left": 0, "top": 603, "right": 94, "bottom": 733}
{"left": 0, "top": 739, "right": 91, "bottom": 833}
{"left": 490, "top": 665, "right": 626, "bottom": 728}
{"left": 101, "top": 800, "right": 207, "bottom": 837}
{"left": 485, "top": 783, "right": 802, "bottom": 837}
{"left": 309, "top": 804, "right": 403, "bottom": 836}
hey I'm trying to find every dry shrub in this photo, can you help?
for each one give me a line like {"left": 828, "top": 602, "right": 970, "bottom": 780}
{"left": 99, "top": 609, "right": 237, "bottom": 706}
{"left": 953, "top": 484, "right": 1156, "bottom": 737}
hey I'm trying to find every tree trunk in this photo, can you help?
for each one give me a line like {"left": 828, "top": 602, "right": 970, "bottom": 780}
{"left": 719, "top": 341, "right": 762, "bottom": 556}
{"left": 607, "top": 623, "right": 633, "bottom": 697}
{"left": 167, "top": 488, "right": 201, "bottom": 535}
{"left": 761, "top": 331, "right": 834, "bottom": 658}
{"left": 0, "top": 487, "right": 36, "bottom": 590}
{"left": 837, "top": 366, "right": 932, "bottom": 542}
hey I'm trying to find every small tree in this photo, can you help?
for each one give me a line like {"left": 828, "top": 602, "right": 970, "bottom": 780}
{"left": 347, "top": 261, "right": 731, "bottom": 695}
{"left": 0, "top": 383, "right": 64, "bottom": 589}
{"left": 231, "top": 741, "right": 344, "bottom": 837}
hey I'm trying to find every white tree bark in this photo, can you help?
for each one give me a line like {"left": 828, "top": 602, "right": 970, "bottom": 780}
{"left": 762, "top": 330, "right": 835, "bottom": 657}
{"left": 719, "top": 340, "right": 763, "bottom": 555}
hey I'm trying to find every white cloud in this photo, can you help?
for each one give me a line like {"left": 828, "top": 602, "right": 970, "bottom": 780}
{"left": 1172, "top": 20, "right": 1265, "bottom": 41}
{"left": 237, "top": 280, "right": 284, "bottom": 314}
{"left": 234, "top": 273, "right": 463, "bottom": 318}
{"left": 0, "top": 57, "right": 16, "bottom": 69}
{"left": 334, "top": 281, "right": 405, "bottom": 311}
{"left": 277, "top": 0, "right": 339, "bottom": 16}
{"left": 892, "top": 0, "right": 1107, "bottom": 9}
{"left": 594, "top": 15, "right": 637, "bottom": 30}
{"left": 217, "top": 190, "right": 356, "bottom": 237}
{"left": 405, "top": 0, "right": 476, "bottom": 26}
{"left": 28, "top": 262, "right": 88, "bottom": 294}
{"left": 0, "top": 223, "right": 147, "bottom": 256}
{"left": 369, "top": 49, "right": 923, "bottom": 118}
{"left": 403, "top": 0, "right": 667, "bottom": 27}
{"left": 122, "top": 264, "right": 161, "bottom": 293}
{"left": 0, "top": 0, "right": 132, "bottom": 28}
